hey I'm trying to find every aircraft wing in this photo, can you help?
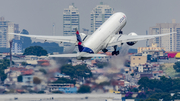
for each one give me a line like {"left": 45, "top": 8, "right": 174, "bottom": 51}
{"left": 108, "top": 32, "right": 176, "bottom": 46}
{"left": 8, "top": 33, "right": 77, "bottom": 43}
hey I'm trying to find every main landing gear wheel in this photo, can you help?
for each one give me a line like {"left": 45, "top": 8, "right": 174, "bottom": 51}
{"left": 112, "top": 51, "right": 119, "bottom": 55}
{"left": 119, "top": 30, "right": 123, "bottom": 34}
{"left": 112, "top": 45, "right": 119, "bottom": 55}
{"left": 102, "top": 48, "right": 108, "bottom": 53}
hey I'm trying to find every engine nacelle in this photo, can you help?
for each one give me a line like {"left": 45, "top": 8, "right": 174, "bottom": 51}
{"left": 126, "top": 32, "right": 138, "bottom": 46}
{"left": 127, "top": 42, "right": 137, "bottom": 46}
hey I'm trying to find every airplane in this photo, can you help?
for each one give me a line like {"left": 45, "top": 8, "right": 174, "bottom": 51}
{"left": 9, "top": 12, "right": 176, "bottom": 60}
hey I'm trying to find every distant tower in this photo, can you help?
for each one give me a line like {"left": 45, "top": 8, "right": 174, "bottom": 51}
{"left": 52, "top": 23, "right": 55, "bottom": 36}
{"left": 90, "top": 2, "right": 115, "bottom": 34}
{"left": 63, "top": 3, "right": 80, "bottom": 52}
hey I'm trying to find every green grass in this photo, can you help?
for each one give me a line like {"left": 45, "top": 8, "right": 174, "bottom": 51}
{"left": 162, "top": 63, "right": 179, "bottom": 78}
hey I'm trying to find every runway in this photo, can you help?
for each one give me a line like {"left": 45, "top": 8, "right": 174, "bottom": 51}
{"left": 0, "top": 93, "right": 122, "bottom": 101}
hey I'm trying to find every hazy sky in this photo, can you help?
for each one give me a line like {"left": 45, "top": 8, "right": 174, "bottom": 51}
{"left": 0, "top": 0, "right": 180, "bottom": 47}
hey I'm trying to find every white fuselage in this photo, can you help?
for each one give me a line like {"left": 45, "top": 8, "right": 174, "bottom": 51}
{"left": 83, "top": 12, "right": 127, "bottom": 54}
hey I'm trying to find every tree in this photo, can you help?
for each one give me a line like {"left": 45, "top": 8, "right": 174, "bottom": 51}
{"left": 138, "top": 76, "right": 178, "bottom": 93}
{"left": 17, "top": 75, "right": 22, "bottom": 82}
{"left": 172, "top": 92, "right": 180, "bottom": 100}
{"left": 31, "top": 42, "right": 63, "bottom": 54}
{"left": 98, "top": 81, "right": 110, "bottom": 86}
{"left": 33, "top": 77, "right": 41, "bottom": 84}
{"left": 125, "top": 91, "right": 133, "bottom": 99}
{"left": 173, "top": 61, "right": 180, "bottom": 72}
{"left": 150, "top": 93, "right": 172, "bottom": 101}
{"left": 145, "top": 98, "right": 158, "bottom": 101}
{"left": 21, "top": 62, "right": 28, "bottom": 66}
{"left": 60, "top": 64, "right": 92, "bottom": 79}
{"left": 94, "top": 62, "right": 108, "bottom": 68}
{"left": 37, "top": 91, "right": 45, "bottom": 94}
{"left": 137, "top": 76, "right": 180, "bottom": 100}
{"left": 53, "top": 78, "right": 75, "bottom": 85}
{"left": 74, "top": 64, "right": 92, "bottom": 78}
{"left": 28, "top": 90, "right": 36, "bottom": 93}
{"left": 77, "top": 85, "right": 91, "bottom": 93}
{"left": 0, "top": 59, "right": 11, "bottom": 82}
{"left": 23, "top": 46, "right": 47, "bottom": 56}
{"left": 159, "top": 64, "right": 164, "bottom": 70}
{"left": 52, "top": 91, "right": 63, "bottom": 94}
{"left": 154, "top": 88, "right": 163, "bottom": 93}
{"left": 136, "top": 92, "right": 146, "bottom": 98}
{"left": 130, "top": 73, "right": 134, "bottom": 77}
{"left": 39, "top": 69, "right": 47, "bottom": 74}
{"left": 131, "top": 88, "right": 138, "bottom": 92}
{"left": 60, "top": 64, "right": 75, "bottom": 78}
{"left": 138, "top": 77, "right": 150, "bottom": 91}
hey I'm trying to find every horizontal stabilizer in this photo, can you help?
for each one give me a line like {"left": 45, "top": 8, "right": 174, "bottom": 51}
{"left": 49, "top": 53, "right": 107, "bottom": 58}
{"left": 49, "top": 54, "right": 78, "bottom": 57}
{"left": 84, "top": 54, "right": 107, "bottom": 57}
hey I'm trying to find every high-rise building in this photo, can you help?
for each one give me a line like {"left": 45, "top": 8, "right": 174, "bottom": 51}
{"left": 63, "top": 3, "right": 79, "bottom": 52}
{"left": 149, "top": 19, "right": 180, "bottom": 51}
{"left": 12, "top": 39, "right": 22, "bottom": 54}
{"left": 0, "top": 17, "right": 15, "bottom": 48}
{"left": 90, "top": 2, "right": 115, "bottom": 34}
{"left": 0, "top": 17, "right": 22, "bottom": 53}
{"left": 12, "top": 24, "right": 22, "bottom": 54}
{"left": 14, "top": 24, "right": 20, "bottom": 40}
{"left": 63, "top": 3, "right": 80, "bottom": 36}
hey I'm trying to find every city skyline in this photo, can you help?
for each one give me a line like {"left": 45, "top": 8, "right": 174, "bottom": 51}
{"left": 0, "top": 0, "right": 180, "bottom": 47}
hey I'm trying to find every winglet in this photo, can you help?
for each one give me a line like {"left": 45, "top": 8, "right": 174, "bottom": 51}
{"left": 75, "top": 28, "right": 84, "bottom": 52}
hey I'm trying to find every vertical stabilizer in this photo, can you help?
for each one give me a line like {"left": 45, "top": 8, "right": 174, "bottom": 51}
{"left": 75, "top": 28, "right": 84, "bottom": 52}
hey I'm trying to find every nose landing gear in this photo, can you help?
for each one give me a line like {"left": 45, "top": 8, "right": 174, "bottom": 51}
{"left": 102, "top": 48, "right": 108, "bottom": 53}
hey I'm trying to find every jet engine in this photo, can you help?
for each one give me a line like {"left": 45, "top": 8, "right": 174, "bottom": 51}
{"left": 126, "top": 32, "right": 138, "bottom": 46}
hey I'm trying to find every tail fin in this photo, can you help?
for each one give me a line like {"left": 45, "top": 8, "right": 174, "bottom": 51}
{"left": 75, "top": 28, "right": 84, "bottom": 52}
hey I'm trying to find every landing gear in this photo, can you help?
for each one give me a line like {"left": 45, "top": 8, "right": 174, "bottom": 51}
{"left": 112, "top": 51, "right": 119, "bottom": 55}
{"left": 112, "top": 45, "right": 119, "bottom": 56}
{"left": 119, "top": 30, "right": 123, "bottom": 34}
